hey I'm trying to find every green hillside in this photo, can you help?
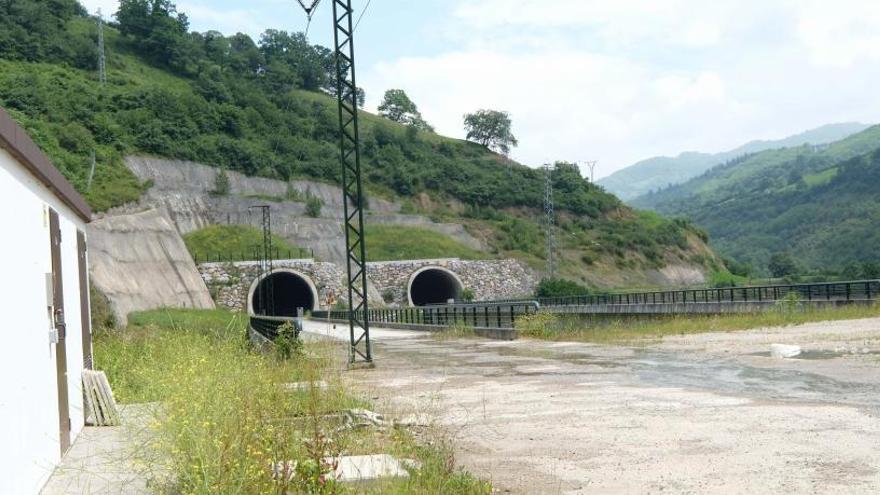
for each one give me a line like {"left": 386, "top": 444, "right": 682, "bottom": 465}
{"left": 366, "top": 226, "right": 486, "bottom": 262}
{"left": 635, "top": 125, "right": 880, "bottom": 274}
{"left": 599, "top": 123, "right": 869, "bottom": 201}
{"left": 0, "top": 0, "right": 719, "bottom": 287}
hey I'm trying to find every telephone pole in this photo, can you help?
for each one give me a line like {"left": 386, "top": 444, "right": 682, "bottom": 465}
{"left": 97, "top": 9, "right": 106, "bottom": 84}
{"left": 543, "top": 164, "right": 557, "bottom": 279}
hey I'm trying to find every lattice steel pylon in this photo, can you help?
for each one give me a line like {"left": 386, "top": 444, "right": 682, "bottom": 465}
{"left": 97, "top": 9, "right": 106, "bottom": 84}
{"left": 544, "top": 164, "right": 557, "bottom": 279}
{"left": 295, "top": 0, "right": 372, "bottom": 363}
{"left": 583, "top": 160, "right": 598, "bottom": 183}
{"left": 250, "top": 205, "right": 275, "bottom": 316}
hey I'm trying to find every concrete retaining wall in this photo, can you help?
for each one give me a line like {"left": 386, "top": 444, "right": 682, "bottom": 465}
{"left": 88, "top": 209, "right": 214, "bottom": 325}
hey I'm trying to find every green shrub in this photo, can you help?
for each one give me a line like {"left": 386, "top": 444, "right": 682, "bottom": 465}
{"left": 212, "top": 168, "right": 231, "bottom": 196}
{"left": 273, "top": 321, "right": 303, "bottom": 360}
{"left": 774, "top": 291, "right": 803, "bottom": 314}
{"left": 305, "top": 194, "right": 323, "bottom": 218}
{"left": 580, "top": 251, "right": 598, "bottom": 265}
{"left": 535, "top": 278, "right": 591, "bottom": 298}
{"left": 460, "top": 288, "right": 476, "bottom": 302}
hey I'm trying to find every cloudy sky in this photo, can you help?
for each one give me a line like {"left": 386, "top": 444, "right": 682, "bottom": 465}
{"left": 79, "top": 0, "right": 880, "bottom": 178}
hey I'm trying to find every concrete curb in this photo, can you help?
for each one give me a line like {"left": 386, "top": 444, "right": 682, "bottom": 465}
{"left": 309, "top": 318, "right": 518, "bottom": 341}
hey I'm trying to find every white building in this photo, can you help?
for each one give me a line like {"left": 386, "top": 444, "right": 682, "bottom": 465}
{"left": 0, "top": 107, "right": 93, "bottom": 494}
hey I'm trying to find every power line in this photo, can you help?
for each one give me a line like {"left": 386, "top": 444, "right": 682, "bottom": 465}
{"left": 297, "top": 0, "right": 322, "bottom": 38}
{"left": 354, "top": 0, "right": 372, "bottom": 31}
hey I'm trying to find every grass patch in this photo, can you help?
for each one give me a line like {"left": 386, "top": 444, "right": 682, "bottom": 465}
{"left": 93, "top": 308, "right": 490, "bottom": 494}
{"left": 516, "top": 303, "right": 880, "bottom": 344}
{"left": 802, "top": 166, "right": 839, "bottom": 187}
{"left": 366, "top": 225, "right": 488, "bottom": 262}
{"left": 432, "top": 322, "right": 478, "bottom": 341}
{"left": 183, "top": 225, "right": 307, "bottom": 262}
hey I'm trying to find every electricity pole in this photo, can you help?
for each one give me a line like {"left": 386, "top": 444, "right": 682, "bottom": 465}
{"left": 296, "top": 0, "right": 372, "bottom": 364}
{"left": 249, "top": 206, "right": 275, "bottom": 316}
{"left": 582, "top": 160, "right": 598, "bottom": 183}
{"left": 544, "top": 164, "right": 557, "bottom": 279}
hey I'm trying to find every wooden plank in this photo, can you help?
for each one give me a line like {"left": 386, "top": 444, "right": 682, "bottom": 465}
{"left": 82, "top": 370, "right": 120, "bottom": 426}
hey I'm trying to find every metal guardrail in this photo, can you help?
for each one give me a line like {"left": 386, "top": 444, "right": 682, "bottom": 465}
{"left": 313, "top": 301, "right": 540, "bottom": 330}
{"left": 194, "top": 247, "right": 314, "bottom": 264}
{"left": 250, "top": 315, "right": 302, "bottom": 341}
{"left": 487, "top": 280, "right": 880, "bottom": 307}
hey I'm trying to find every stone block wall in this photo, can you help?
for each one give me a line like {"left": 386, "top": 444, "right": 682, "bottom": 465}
{"left": 198, "top": 258, "right": 537, "bottom": 312}
{"left": 367, "top": 258, "right": 537, "bottom": 307}
{"left": 199, "top": 260, "right": 345, "bottom": 311}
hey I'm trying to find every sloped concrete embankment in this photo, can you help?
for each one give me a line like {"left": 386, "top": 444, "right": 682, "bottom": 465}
{"left": 123, "top": 156, "right": 486, "bottom": 264}
{"left": 89, "top": 209, "right": 214, "bottom": 325}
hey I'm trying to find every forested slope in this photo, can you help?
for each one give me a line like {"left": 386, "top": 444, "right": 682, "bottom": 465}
{"left": 635, "top": 125, "right": 880, "bottom": 273}
{"left": 0, "top": 0, "right": 720, "bottom": 288}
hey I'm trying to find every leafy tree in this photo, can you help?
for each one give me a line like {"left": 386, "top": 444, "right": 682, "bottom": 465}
{"left": 0, "top": 0, "right": 89, "bottom": 64}
{"left": 768, "top": 253, "right": 798, "bottom": 278}
{"left": 116, "top": 0, "right": 191, "bottom": 71}
{"left": 378, "top": 89, "right": 433, "bottom": 131}
{"left": 861, "top": 261, "right": 880, "bottom": 279}
{"left": 116, "top": 0, "right": 152, "bottom": 39}
{"left": 463, "top": 109, "right": 518, "bottom": 155}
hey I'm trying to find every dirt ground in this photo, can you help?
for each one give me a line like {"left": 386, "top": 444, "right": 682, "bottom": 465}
{"left": 303, "top": 318, "right": 880, "bottom": 494}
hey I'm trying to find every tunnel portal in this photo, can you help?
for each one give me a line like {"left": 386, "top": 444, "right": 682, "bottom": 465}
{"left": 408, "top": 268, "right": 463, "bottom": 306}
{"left": 251, "top": 271, "right": 317, "bottom": 316}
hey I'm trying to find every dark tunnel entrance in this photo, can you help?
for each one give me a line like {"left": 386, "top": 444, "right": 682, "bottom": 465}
{"left": 408, "top": 268, "right": 463, "bottom": 306}
{"left": 252, "top": 271, "right": 316, "bottom": 316}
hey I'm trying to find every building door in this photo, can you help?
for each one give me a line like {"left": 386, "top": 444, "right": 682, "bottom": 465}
{"left": 49, "top": 209, "right": 71, "bottom": 454}
{"left": 77, "top": 231, "right": 92, "bottom": 370}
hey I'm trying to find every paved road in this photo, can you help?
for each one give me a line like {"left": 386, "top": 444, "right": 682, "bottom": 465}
{"left": 302, "top": 319, "right": 880, "bottom": 494}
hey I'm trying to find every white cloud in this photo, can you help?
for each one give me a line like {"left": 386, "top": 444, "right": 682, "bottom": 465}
{"left": 364, "top": 0, "right": 880, "bottom": 177}
{"left": 363, "top": 49, "right": 751, "bottom": 171}
{"left": 793, "top": 0, "right": 880, "bottom": 68}
{"left": 176, "top": 2, "right": 265, "bottom": 36}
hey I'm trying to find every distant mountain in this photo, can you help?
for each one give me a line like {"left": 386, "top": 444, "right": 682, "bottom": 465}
{"left": 599, "top": 123, "right": 871, "bottom": 201}
{"left": 633, "top": 125, "right": 880, "bottom": 273}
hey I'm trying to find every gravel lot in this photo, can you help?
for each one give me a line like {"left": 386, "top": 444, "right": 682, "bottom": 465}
{"left": 304, "top": 318, "right": 880, "bottom": 494}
